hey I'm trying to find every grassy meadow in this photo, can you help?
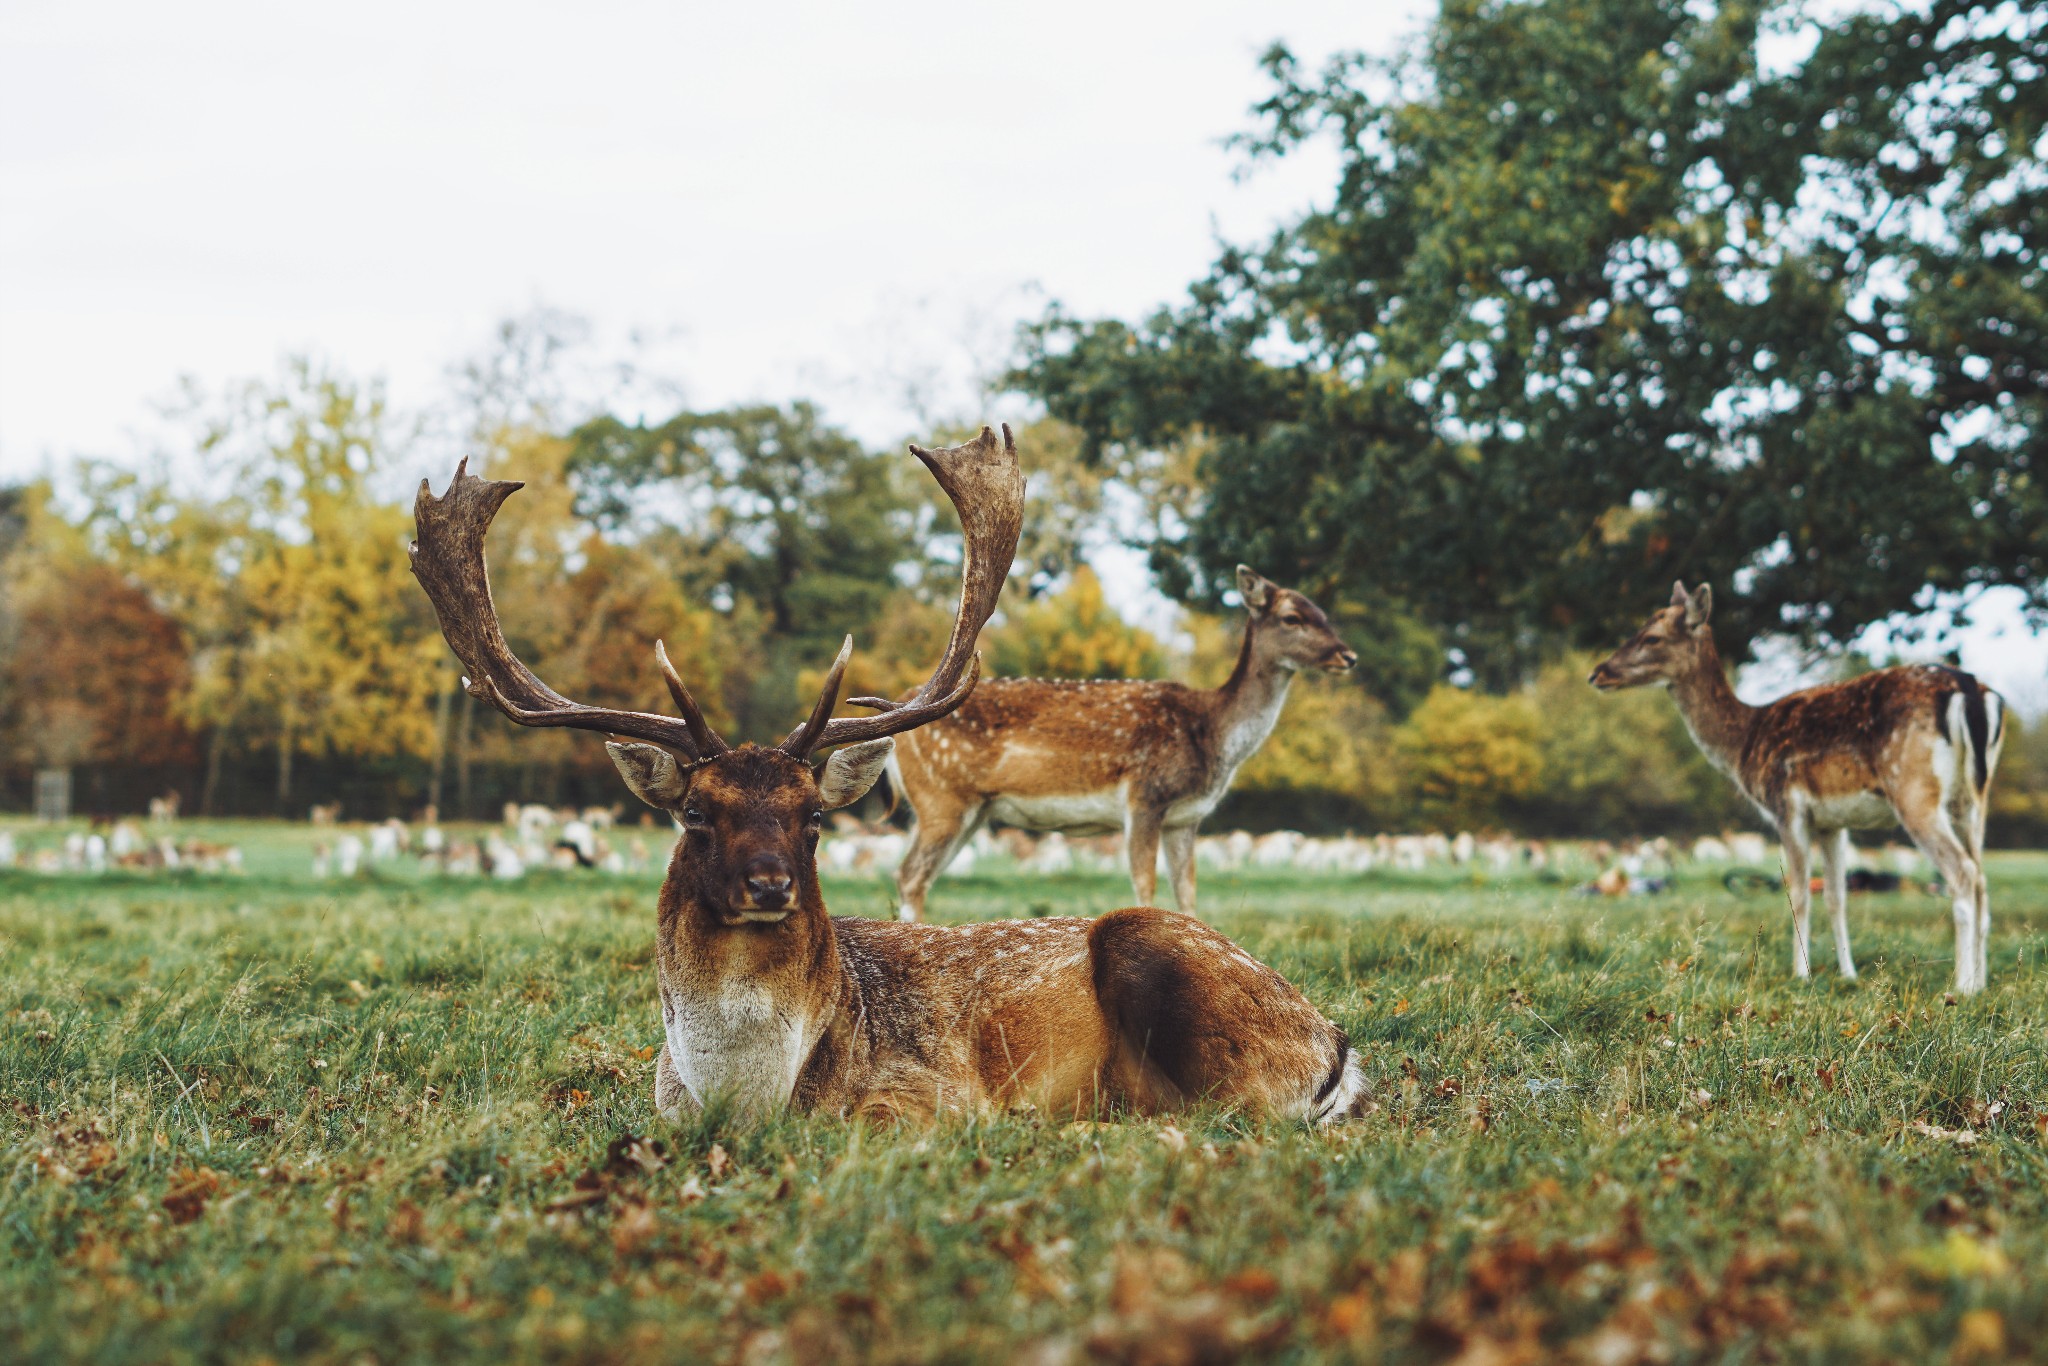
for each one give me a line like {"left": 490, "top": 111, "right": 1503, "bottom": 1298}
{"left": 4, "top": 820, "right": 2048, "bottom": 1363}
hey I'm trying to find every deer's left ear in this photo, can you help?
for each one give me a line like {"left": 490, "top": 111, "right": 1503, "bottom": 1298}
{"left": 1236, "top": 565, "right": 1275, "bottom": 613}
{"left": 1685, "top": 584, "right": 1712, "bottom": 629}
{"left": 817, "top": 738, "right": 894, "bottom": 811}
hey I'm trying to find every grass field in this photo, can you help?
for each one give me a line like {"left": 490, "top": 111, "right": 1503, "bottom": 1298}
{"left": 4, "top": 820, "right": 2048, "bottom": 1364}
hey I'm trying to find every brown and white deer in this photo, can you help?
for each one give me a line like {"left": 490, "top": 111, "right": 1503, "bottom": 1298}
{"left": 885, "top": 567, "right": 1357, "bottom": 920}
{"left": 410, "top": 427, "right": 1363, "bottom": 1122}
{"left": 1591, "top": 583, "right": 2005, "bottom": 993}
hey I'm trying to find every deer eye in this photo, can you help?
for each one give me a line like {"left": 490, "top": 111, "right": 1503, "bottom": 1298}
{"left": 683, "top": 807, "right": 707, "bottom": 828}
{"left": 1280, "top": 614, "right": 1304, "bottom": 627}
{"left": 807, "top": 811, "right": 823, "bottom": 830}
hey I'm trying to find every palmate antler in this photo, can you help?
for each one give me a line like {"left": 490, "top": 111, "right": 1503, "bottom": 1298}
{"left": 408, "top": 425, "right": 1024, "bottom": 761}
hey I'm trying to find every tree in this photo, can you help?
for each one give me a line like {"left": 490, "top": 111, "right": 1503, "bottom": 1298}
{"left": 988, "top": 568, "right": 1166, "bottom": 680}
{"left": 89, "top": 359, "right": 445, "bottom": 811}
{"left": 1018, "top": 0, "right": 2048, "bottom": 679}
{"left": 1393, "top": 685, "right": 1543, "bottom": 832}
{"left": 0, "top": 484, "right": 197, "bottom": 778}
{"left": 567, "top": 403, "right": 924, "bottom": 736}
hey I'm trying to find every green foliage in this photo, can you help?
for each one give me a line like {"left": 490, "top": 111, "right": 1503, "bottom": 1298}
{"left": 566, "top": 402, "right": 927, "bottom": 735}
{"left": 1017, "top": 0, "right": 2048, "bottom": 672}
{"left": 6, "top": 839, "right": 2048, "bottom": 1360}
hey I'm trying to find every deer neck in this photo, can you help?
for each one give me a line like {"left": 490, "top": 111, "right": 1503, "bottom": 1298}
{"left": 654, "top": 861, "right": 845, "bottom": 1114}
{"left": 1666, "top": 640, "right": 1755, "bottom": 781}
{"left": 1212, "top": 622, "right": 1297, "bottom": 769}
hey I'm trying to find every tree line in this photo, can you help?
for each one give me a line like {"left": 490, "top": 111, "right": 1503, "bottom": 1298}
{"left": 4, "top": 346, "right": 2046, "bottom": 840}
{"left": 5, "top": 0, "right": 2046, "bottom": 839}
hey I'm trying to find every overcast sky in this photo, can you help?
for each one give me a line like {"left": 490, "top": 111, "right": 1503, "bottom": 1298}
{"left": 5, "top": 0, "right": 2045, "bottom": 706}
{"left": 0, "top": 0, "right": 1429, "bottom": 472}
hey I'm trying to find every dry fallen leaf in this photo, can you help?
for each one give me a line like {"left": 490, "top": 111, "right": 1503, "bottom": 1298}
{"left": 1220, "top": 1268, "right": 1280, "bottom": 1304}
{"left": 605, "top": 1134, "right": 670, "bottom": 1176}
{"left": 744, "top": 1269, "right": 791, "bottom": 1305}
{"left": 385, "top": 1200, "right": 425, "bottom": 1244}
{"left": 162, "top": 1167, "right": 223, "bottom": 1224}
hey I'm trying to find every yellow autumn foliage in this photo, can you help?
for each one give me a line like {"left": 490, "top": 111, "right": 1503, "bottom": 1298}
{"left": 989, "top": 568, "right": 1165, "bottom": 680}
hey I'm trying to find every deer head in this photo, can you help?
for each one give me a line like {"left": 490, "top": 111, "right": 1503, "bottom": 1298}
{"left": 410, "top": 425, "right": 1026, "bottom": 929}
{"left": 1589, "top": 581, "right": 1713, "bottom": 691}
{"left": 1236, "top": 566, "right": 1358, "bottom": 674}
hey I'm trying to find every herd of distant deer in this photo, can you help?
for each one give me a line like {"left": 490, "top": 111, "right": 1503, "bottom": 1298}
{"left": 410, "top": 427, "right": 2005, "bottom": 1123}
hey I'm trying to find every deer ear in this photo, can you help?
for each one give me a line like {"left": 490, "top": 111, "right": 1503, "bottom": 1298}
{"left": 1236, "top": 565, "right": 1275, "bottom": 613}
{"left": 606, "top": 742, "right": 689, "bottom": 810}
{"left": 1670, "top": 580, "right": 1690, "bottom": 608}
{"left": 817, "top": 738, "right": 893, "bottom": 811}
{"left": 1685, "top": 584, "right": 1712, "bottom": 629}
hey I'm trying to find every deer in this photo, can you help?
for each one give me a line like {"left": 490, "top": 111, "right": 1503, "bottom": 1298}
{"left": 1590, "top": 582, "right": 2006, "bottom": 994}
{"left": 410, "top": 426, "right": 1364, "bottom": 1123}
{"left": 883, "top": 566, "right": 1357, "bottom": 921}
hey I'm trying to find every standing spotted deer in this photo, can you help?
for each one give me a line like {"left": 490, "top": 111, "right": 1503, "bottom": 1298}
{"left": 410, "top": 427, "right": 1363, "bottom": 1122}
{"left": 886, "top": 567, "right": 1357, "bottom": 920}
{"left": 1591, "top": 583, "right": 2005, "bottom": 994}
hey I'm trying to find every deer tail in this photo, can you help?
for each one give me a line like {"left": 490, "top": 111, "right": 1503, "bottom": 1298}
{"left": 1938, "top": 671, "right": 2002, "bottom": 797}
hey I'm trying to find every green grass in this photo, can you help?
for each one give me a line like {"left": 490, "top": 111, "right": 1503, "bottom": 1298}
{"left": 5, "top": 821, "right": 2048, "bottom": 1363}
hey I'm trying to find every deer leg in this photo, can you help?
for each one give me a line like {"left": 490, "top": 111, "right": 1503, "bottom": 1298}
{"left": 1959, "top": 783, "right": 1992, "bottom": 990}
{"left": 1898, "top": 801, "right": 1983, "bottom": 995}
{"left": 1776, "top": 815, "right": 1813, "bottom": 979}
{"left": 1899, "top": 755, "right": 1988, "bottom": 994}
{"left": 1975, "top": 858, "right": 1992, "bottom": 990}
{"left": 1817, "top": 828, "right": 1855, "bottom": 980}
{"left": 1161, "top": 825, "right": 1198, "bottom": 915}
{"left": 1124, "top": 808, "right": 1164, "bottom": 908}
{"left": 895, "top": 800, "right": 983, "bottom": 923}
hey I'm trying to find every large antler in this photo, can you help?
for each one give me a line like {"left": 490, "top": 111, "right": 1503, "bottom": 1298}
{"left": 778, "top": 425, "right": 1025, "bottom": 758}
{"left": 410, "top": 458, "right": 729, "bottom": 760}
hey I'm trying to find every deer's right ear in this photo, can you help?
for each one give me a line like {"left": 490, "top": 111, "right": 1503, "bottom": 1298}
{"left": 817, "top": 738, "right": 894, "bottom": 811}
{"left": 606, "top": 742, "right": 690, "bottom": 810}
{"left": 1235, "top": 565, "right": 1275, "bottom": 613}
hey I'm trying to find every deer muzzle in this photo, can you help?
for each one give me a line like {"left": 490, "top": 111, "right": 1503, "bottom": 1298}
{"left": 735, "top": 852, "right": 796, "bottom": 921}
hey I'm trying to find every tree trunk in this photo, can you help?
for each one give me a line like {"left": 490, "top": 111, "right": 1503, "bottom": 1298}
{"left": 276, "top": 719, "right": 294, "bottom": 814}
{"left": 455, "top": 690, "right": 474, "bottom": 821}
{"left": 200, "top": 722, "right": 231, "bottom": 816}
{"left": 426, "top": 677, "right": 454, "bottom": 815}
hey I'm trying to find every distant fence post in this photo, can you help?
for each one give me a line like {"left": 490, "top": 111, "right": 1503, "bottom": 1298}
{"left": 34, "top": 768, "right": 72, "bottom": 822}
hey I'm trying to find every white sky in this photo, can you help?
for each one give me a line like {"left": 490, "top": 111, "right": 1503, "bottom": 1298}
{"left": 0, "top": 0, "right": 1420, "bottom": 469}
{"left": 5, "top": 0, "right": 2046, "bottom": 707}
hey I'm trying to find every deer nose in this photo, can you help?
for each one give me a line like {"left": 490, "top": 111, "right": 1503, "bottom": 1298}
{"left": 743, "top": 854, "right": 793, "bottom": 905}
{"left": 1325, "top": 647, "right": 1359, "bottom": 671}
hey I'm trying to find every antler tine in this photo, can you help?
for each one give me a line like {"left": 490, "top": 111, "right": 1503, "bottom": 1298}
{"left": 410, "top": 459, "right": 727, "bottom": 759}
{"left": 778, "top": 635, "right": 853, "bottom": 758}
{"left": 785, "top": 424, "right": 1023, "bottom": 754}
{"left": 655, "top": 639, "right": 730, "bottom": 757}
